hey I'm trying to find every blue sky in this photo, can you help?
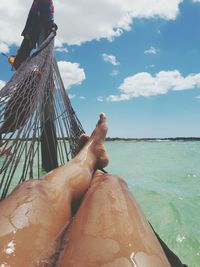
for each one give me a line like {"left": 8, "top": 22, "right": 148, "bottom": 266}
{"left": 1, "top": 0, "right": 200, "bottom": 137}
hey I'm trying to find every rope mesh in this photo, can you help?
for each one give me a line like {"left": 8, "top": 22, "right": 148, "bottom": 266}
{"left": 0, "top": 33, "right": 84, "bottom": 199}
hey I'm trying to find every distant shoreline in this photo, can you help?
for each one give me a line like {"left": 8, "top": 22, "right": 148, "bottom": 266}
{"left": 105, "top": 137, "right": 200, "bottom": 141}
{"left": 2, "top": 137, "right": 200, "bottom": 142}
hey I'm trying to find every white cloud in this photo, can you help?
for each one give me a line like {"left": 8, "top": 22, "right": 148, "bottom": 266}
{"left": 106, "top": 70, "right": 200, "bottom": 102}
{"left": 57, "top": 61, "right": 86, "bottom": 89}
{"left": 102, "top": 53, "right": 120, "bottom": 66}
{"left": 55, "top": 0, "right": 182, "bottom": 45}
{"left": 0, "top": 42, "right": 10, "bottom": 54}
{"left": 55, "top": 38, "right": 68, "bottom": 53}
{"left": 0, "top": 0, "right": 183, "bottom": 48}
{"left": 97, "top": 96, "right": 104, "bottom": 102}
{"left": 55, "top": 47, "right": 68, "bottom": 53}
{"left": 68, "top": 94, "right": 76, "bottom": 99}
{"left": 0, "top": 80, "right": 6, "bottom": 90}
{"left": 111, "top": 70, "right": 119, "bottom": 76}
{"left": 80, "top": 96, "right": 86, "bottom": 100}
{"left": 144, "top": 46, "right": 159, "bottom": 55}
{"left": 0, "top": 1, "right": 29, "bottom": 46}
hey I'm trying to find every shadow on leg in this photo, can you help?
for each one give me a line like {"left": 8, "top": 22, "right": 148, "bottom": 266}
{"left": 57, "top": 171, "right": 171, "bottom": 267}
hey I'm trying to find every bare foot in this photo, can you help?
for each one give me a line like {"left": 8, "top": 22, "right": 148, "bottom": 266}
{"left": 89, "top": 113, "right": 109, "bottom": 168}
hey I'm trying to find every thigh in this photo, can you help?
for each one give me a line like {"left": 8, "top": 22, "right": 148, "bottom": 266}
{"left": 0, "top": 179, "right": 70, "bottom": 267}
{"left": 57, "top": 171, "right": 171, "bottom": 267}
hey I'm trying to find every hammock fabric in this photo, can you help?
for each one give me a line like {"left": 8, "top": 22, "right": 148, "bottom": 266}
{"left": 0, "top": 32, "right": 84, "bottom": 199}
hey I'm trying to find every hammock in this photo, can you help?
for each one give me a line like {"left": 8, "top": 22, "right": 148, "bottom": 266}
{"left": 0, "top": 31, "right": 84, "bottom": 199}
{"left": 0, "top": 18, "right": 187, "bottom": 267}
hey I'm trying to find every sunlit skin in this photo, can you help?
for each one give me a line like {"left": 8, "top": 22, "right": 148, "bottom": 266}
{"left": 56, "top": 171, "right": 171, "bottom": 267}
{"left": 0, "top": 113, "right": 108, "bottom": 267}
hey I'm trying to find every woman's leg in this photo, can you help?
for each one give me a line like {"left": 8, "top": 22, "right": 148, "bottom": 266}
{"left": 57, "top": 171, "right": 171, "bottom": 267}
{"left": 0, "top": 113, "right": 108, "bottom": 267}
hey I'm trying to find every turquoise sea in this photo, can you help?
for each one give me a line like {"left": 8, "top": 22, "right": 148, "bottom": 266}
{"left": 1, "top": 141, "right": 199, "bottom": 266}
{"left": 105, "top": 141, "right": 200, "bottom": 267}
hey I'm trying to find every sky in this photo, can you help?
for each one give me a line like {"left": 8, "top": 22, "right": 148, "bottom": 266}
{"left": 0, "top": 0, "right": 200, "bottom": 138}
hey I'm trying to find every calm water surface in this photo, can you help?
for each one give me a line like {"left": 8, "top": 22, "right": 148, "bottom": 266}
{"left": 0, "top": 141, "right": 199, "bottom": 266}
{"left": 105, "top": 141, "right": 200, "bottom": 267}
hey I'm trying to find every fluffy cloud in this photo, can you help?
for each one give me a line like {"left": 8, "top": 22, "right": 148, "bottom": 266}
{"left": 102, "top": 53, "right": 120, "bottom": 66}
{"left": 0, "top": 1, "right": 29, "bottom": 45}
{"left": 111, "top": 70, "right": 119, "bottom": 76}
{"left": 54, "top": 38, "right": 68, "bottom": 53}
{"left": 144, "top": 46, "right": 160, "bottom": 55}
{"left": 0, "top": 0, "right": 183, "bottom": 48}
{"left": 55, "top": 46, "right": 68, "bottom": 53}
{"left": 106, "top": 70, "right": 200, "bottom": 101}
{"left": 0, "top": 42, "right": 10, "bottom": 54}
{"left": 68, "top": 94, "right": 76, "bottom": 99}
{"left": 0, "top": 80, "right": 6, "bottom": 90}
{"left": 57, "top": 61, "right": 86, "bottom": 89}
{"left": 97, "top": 96, "right": 104, "bottom": 102}
{"left": 55, "top": 0, "right": 183, "bottom": 45}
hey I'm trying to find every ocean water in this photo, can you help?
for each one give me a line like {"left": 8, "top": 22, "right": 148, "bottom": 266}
{"left": 105, "top": 141, "right": 200, "bottom": 267}
{"left": 1, "top": 141, "right": 199, "bottom": 266}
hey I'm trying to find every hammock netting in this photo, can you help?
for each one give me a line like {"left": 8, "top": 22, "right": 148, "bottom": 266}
{"left": 0, "top": 32, "right": 84, "bottom": 199}
{"left": 0, "top": 28, "right": 187, "bottom": 267}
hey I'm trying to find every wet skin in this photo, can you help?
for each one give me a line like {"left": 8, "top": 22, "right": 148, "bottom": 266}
{"left": 57, "top": 171, "right": 171, "bottom": 267}
{"left": 0, "top": 113, "right": 108, "bottom": 267}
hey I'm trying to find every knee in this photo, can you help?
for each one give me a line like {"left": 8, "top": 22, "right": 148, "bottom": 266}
{"left": 92, "top": 170, "right": 128, "bottom": 189}
{"left": 107, "top": 174, "right": 128, "bottom": 189}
